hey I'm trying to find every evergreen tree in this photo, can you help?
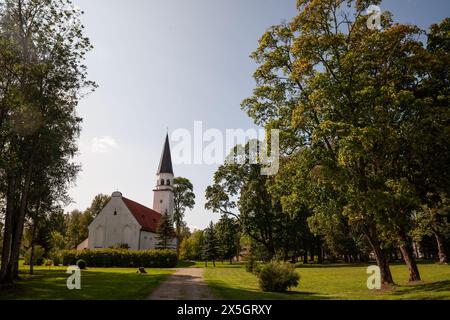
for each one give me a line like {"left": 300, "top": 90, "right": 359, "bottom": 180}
{"left": 215, "top": 215, "right": 240, "bottom": 264}
{"left": 203, "top": 222, "right": 219, "bottom": 267}
{"left": 156, "top": 211, "right": 175, "bottom": 250}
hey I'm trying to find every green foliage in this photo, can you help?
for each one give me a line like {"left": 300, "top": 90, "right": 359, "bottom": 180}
{"left": 173, "top": 177, "right": 195, "bottom": 257}
{"left": 156, "top": 211, "right": 175, "bottom": 250}
{"left": 60, "top": 249, "right": 177, "bottom": 268}
{"left": 180, "top": 230, "right": 204, "bottom": 261}
{"left": 76, "top": 259, "right": 87, "bottom": 270}
{"left": 238, "top": 0, "right": 450, "bottom": 282}
{"left": 205, "top": 144, "right": 289, "bottom": 260}
{"left": 0, "top": 0, "right": 96, "bottom": 283}
{"left": 257, "top": 261, "right": 300, "bottom": 292}
{"left": 50, "top": 251, "right": 62, "bottom": 266}
{"left": 215, "top": 215, "right": 240, "bottom": 262}
{"left": 44, "top": 259, "right": 54, "bottom": 267}
{"left": 245, "top": 255, "right": 259, "bottom": 274}
{"left": 115, "top": 243, "right": 130, "bottom": 250}
{"left": 24, "top": 246, "right": 45, "bottom": 266}
{"left": 203, "top": 222, "right": 220, "bottom": 264}
{"left": 49, "top": 231, "right": 67, "bottom": 251}
{"left": 173, "top": 177, "right": 195, "bottom": 232}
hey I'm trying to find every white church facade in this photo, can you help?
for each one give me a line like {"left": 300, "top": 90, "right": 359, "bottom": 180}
{"left": 78, "top": 134, "right": 177, "bottom": 251}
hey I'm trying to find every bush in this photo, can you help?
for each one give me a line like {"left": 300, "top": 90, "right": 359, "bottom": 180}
{"left": 76, "top": 259, "right": 87, "bottom": 269}
{"left": 61, "top": 249, "right": 177, "bottom": 268}
{"left": 115, "top": 243, "right": 130, "bottom": 250}
{"left": 258, "top": 261, "right": 300, "bottom": 292}
{"left": 50, "top": 251, "right": 62, "bottom": 266}
{"left": 44, "top": 259, "right": 54, "bottom": 267}
{"left": 245, "top": 256, "right": 259, "bottom": 274}
{"left": 24, "top": 245, "right": 45, "bottom": 266}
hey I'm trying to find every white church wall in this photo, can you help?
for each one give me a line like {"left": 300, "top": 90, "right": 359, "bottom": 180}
{"left": 88, "top": 192, "right": 141, "bottom": 250}
{"left": 139, "top": 231, "right": 157, "bottom": 250}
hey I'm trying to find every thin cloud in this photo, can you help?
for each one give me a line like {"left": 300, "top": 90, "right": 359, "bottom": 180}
{"left": 91, "top": 136, "right": 119, "bottom": 153}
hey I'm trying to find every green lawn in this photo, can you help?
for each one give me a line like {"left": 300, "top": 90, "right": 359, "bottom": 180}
{"left": 0, "top": 264, "right": 175, "bottom": 300}
{"left": 2, "top": 261, "right": 449, "bottom": 300}
{"left": 204, "top": 262, "right": 450, "bottom": 300}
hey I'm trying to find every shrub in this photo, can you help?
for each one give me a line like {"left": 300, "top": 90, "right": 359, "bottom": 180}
{"left": 44, "top": 259, "right": 54, "bottom": 267}
{"left": 61, "top": 249, "right": 177, "bottom": 268}
{"left": 245, "top": 255, "right": 258, "bottom": 273}
{"left": 258, "top": 261, "right": 300, "bottom": 292}
{"left": 24, "top": 245, "right": 45, "bottom": 266}
{"left": 50, "top": 251, "right": 62, "bottom": 266}
{"left": 76, "top": 259, "right": 87, "bottom": 269}
{"left": 115, "top": 243, "right": 130, "bottom": 250}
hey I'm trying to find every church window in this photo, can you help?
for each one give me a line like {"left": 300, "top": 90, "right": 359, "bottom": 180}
{"left": 160, "top": 200, "right": 163, "bottom": 203}
{"left": 161, "top": 179, "right": 165, "bottom": 186}
{"left": 167, "top": 179, "right": 171, "bottom": 186}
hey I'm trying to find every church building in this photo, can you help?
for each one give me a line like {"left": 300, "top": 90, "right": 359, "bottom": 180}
{"left": 78, "top": 134, "right": 176, "bottom": 250}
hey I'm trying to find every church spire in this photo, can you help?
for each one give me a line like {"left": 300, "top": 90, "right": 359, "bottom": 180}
{"left": 157, "top": 133, "right": 174, "bottom": 175}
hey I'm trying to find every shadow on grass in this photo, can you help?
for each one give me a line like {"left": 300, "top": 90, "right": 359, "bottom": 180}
{"left": 391, "top": 280, "right": 450, "bottom": 299}
{"left": 0, "top": 269, "right": 172, "bottom": 300}
{"left": 177, "top": 261, "right": 245, "bottom": 269}
{"left": 176, "top": 261, "right": 197, "bottom": 268}
{"left": 206, "top": 279, "right": 330, "bottom": 300}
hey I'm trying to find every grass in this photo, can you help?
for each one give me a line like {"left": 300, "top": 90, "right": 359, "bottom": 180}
{"left": 0, "top": 263, "right": 175, "bottom": 300}
{"left": 2, "top": 260, "right": 449, "bottom": 300}
{"left": 203, "top": 262, "right": 450, "bottom": 300}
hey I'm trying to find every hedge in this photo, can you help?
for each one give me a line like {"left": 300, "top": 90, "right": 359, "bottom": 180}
{"left": 61, "top": 249, "right": 177, "bottom": 268}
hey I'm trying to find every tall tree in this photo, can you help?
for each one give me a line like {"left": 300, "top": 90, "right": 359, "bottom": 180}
{"left": 180, "top": 230, "right": 204, "bottom": 261}
{"left": 240, "top": 0, "right": 449, "bottom": 284}
{"left": 203, "top": 221, "right": 219, "bottom": 267}
{"left": 64, "top": 210, "right": 83, "bottom": 249}
{"left": 215, "top": 215, "right": 240, "bottom": 264}
{"left": 0, "top": 0, "right": 95, "bottom": 284}
{"left": 205, "top": 143, "right": 285, "bottom": 260}
{"left": 172, "top": 177, "right": 195, "bottom": 258}
{"left": 156, "top": 211, "right": 175, "bottom": 250}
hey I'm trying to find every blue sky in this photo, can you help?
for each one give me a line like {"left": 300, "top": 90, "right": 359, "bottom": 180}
{"left": 68, "top": 0, "right": 450, "bottom": 229}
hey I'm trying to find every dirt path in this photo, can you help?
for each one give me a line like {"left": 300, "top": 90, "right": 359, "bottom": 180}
{"left": 147, "top": 268, "right": 219, "bottom": 300}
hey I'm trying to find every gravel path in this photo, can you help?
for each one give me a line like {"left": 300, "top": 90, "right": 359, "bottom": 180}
{"left": 146, "top": 268, "right": 219, "bottom": 300}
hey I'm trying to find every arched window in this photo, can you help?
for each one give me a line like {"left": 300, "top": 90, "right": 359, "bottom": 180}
{"left": 161, "top": 179, "right": 165, "bottom": 186}
{"left": 167, "top": 179, "right": 171, "bottom": 186}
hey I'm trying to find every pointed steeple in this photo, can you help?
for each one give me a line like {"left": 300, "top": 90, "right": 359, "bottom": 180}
{"left": 157, "top": 133, "right": 174, "bottom": 174}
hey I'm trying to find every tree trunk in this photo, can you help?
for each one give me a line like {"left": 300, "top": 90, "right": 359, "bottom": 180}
{"left": 309, "top": 243, "right": 315, "bottom": 263}
{"left": 398, "top": 231, "right": 421, "bottom": 282}
{"left": 10, "top": 147, "right": 37, "bottom": 279}
{"left": 434, "top": 232, "right": 448, "bottom": 264}
{"left": 29, "top": 221, "right": 38, "bottom": 275}
{"left": 317, "top": 239, "right": 324, "bottom": 264}
{"left": 0, "top": 176, "right": 16, "bottom": 284}
{"left": 364, "top": 226, "right": 394, "bottom": 285}
{"left": 303, "top": 250, "right": 308, "bottom": 264}
{"left": 175, "top": 222, "right": 181, "bottom": 260}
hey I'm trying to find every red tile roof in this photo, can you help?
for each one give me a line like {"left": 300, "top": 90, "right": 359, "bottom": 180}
{"left": 122, "top": 197, "right": 161, "bottom": 233}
